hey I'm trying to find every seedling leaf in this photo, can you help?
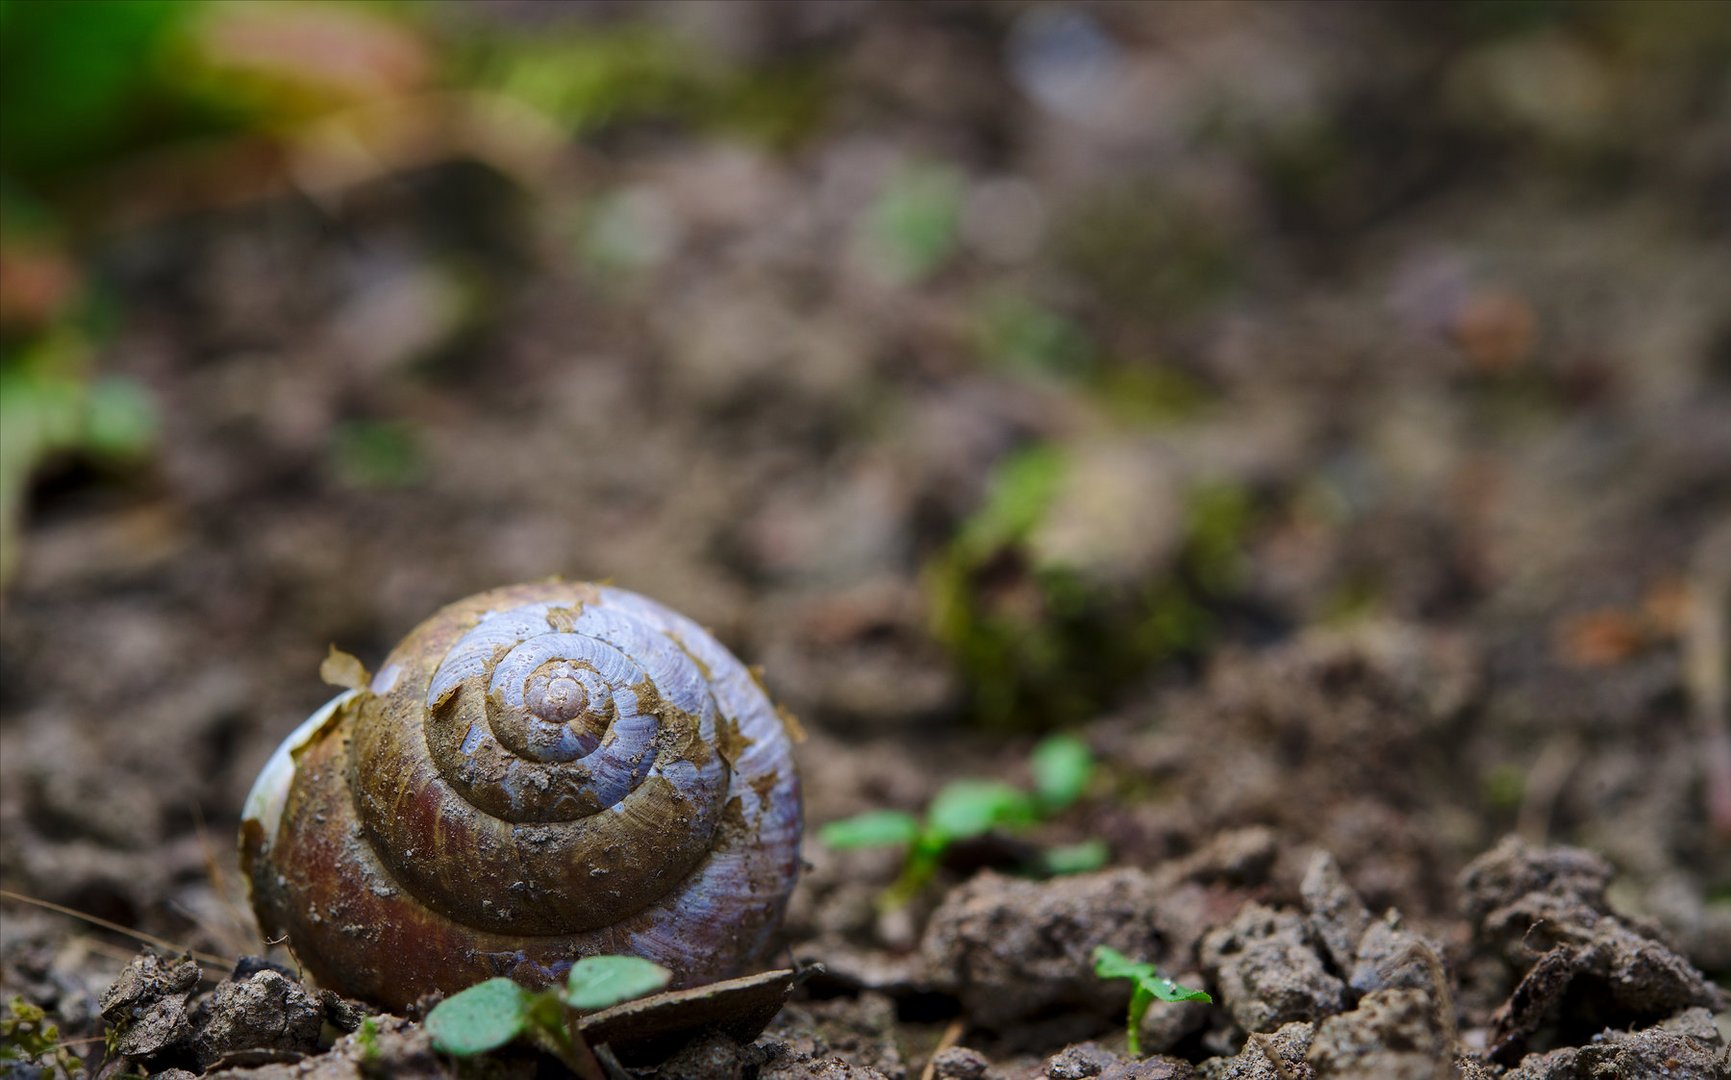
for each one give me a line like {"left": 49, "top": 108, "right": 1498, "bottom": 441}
{"left": 1092, "top": 946, "right": 1211, "bottom": 1057}
{"left": 1145, "top": 975, "right": 1212, "bottom": 1004}
{"left": 1092, "top": 945, "right": 1153, "bottom": 982}
{"left": 819, "top": 810, "right": 922, "bottom": 849}
{"left": 928, "top": 779, "right": 1038, "bottom": 839}
{"left": 426, "top": 978, "right": 528, "bottom": 1056}
{"left": 562, "top": 955, "right": 672, "bottom": 1011}
{"left": 1031, "top": 734, "right": 1093, "bottom": 810}
{"left": 1041, "top": 838, "right": 1110, "bottom": 876}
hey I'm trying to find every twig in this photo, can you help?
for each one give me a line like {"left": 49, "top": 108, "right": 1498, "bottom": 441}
{"left": 0, "top": 888, "right": 233, "bottom": 969}
{"left": 1251, "top": 1031, "right": 1301, "bottom": 1080}
{"left": 919, "top": 1018, "right": 966, "bottom": 1080}
{"left": 1683, "top": 563, "right": 1731, "bottom": 836}
{"left": 1515, "top": 737, "right": 1581, "bottom": 844}
{"left": 593, "top": 1043, "right": 634, "bottom": 1080}
{"left": 189, "top": 800, "right": 262, "bottom": 958}
{"left": 1383, "top": 940, "right": 1459, "bottom": 1080}
{"left": 45, "top": 1035, "right": 109, "bottom": 1050}
{"left": 74, "top": 933, "right": 223, "bottom": 984}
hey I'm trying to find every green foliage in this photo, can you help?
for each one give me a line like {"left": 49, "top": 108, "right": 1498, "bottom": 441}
{"left": 1091, "top": 946, "right": 1211, "bottom": 1058}
{"left": 354, "top": 1016, "right": 380, "bottom": 1065}
{"left": 820, "top": 735, "right": 1097, "bottom": 906}
{"left": 559, "top": 955, "right": 672, "bottom": 1011}
{"left": 0, "top": 996, "right": 80, "bottom": 1077}
{"left": 1039, "top": 839, "right": 1111, "bottom": 876}
{"left": 426, "top": 957, "right": 671, "bottom": 1071}
{"left": 470, "top": 21, "right": 828, "bottom": 148}
{"left": 864, "top": 164, "right": 964, "bottom": 283}
{"left": 426, "top": 978, "right": 528, "bottom": 1057}
{"left": 926, "top": 779, "right": 1040, "bottom": 839}
{"left": 972, "top": 288, "right": 1218, "bottom": 427}
{"left": 0, "top": 331, "right": 158, "bottom": 584}
{"left": 1183, "top": 482, "right": 1252, "bottom": 593}
{"left": 482, "top": 27, "right": 694, "bottom": 133}
{"left": 1030, "top": 734, "right": 1093, "bottom": 812}
{"left": 974, "top": 293, "right": 1096, "bottom": 380}
{"left": 0, "top": 0, "right": 203, "bottom": 184}
{"left": 817, "top": 809, "right": 922, "bottom": 849}
{"left": 1482, "top": 762, "right": 1527, "bottom": 811}
{"left": 328, "top": 420, "right": 425, "bottom": 490}
{"left": 1093, "top": 364, "right": 1212, "bottom": 426}
{"left": 928, "top": 443, "right": 1257, "bottom": 729}
{"left": 951, "top": 444, "right": 1067, "bottom": 564}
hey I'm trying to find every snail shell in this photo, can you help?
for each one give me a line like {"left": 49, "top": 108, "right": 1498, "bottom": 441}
{"left": 239, "top": 582, "right": 803, "bottom": 1010}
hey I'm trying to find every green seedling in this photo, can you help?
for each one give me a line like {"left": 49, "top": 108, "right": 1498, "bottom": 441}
{"left": 865, "top": 163, "right": 963, "bottom": 283}
{"left": 928, "top": 440, "right": 1256, "bottom": 730}
{"left": 424, "top": 955, "right": 670, "bottom": 1078}
{"left": 1091, "top": 946, "right": 1211, "bottom": 1058}
{"left": 1, "top": 996, "right": 80, "bottom": 1078}
{"left": 819, "top": 735, "right": 1104, "bottom": 907}
{"left": 354, "top": 1015, "right": 380, "bottom": 1068}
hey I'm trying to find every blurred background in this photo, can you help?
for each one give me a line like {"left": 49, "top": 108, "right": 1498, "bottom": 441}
{"left": 1, "top": 0, "right": 1728, "bottom": 1051}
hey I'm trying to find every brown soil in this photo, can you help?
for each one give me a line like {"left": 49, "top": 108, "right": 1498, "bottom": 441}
{"left": 3, "top": 3, "right": 1729, "bottom": 1078}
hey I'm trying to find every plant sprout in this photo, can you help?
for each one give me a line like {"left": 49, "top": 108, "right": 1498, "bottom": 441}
{"left": 425, "top": 955, "right": 671, "bottom": 1078}
{"left": 819, "top": 734, "right": 1105, "bottom": 907}
{"left": 1091, "top": 945, "right": 1212, "bottom": 1057}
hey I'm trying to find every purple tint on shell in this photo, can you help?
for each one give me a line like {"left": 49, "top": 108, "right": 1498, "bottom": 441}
{"left": 301, "top": 582, "right": 802, "bottom": 985}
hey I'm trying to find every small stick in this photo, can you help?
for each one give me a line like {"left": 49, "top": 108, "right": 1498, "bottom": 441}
{"left": 74, "top": 933, "right": 220, "bottom": 984}
{"left": 1515, "top": 737, "right": 1581, "bottom": 844}
{"left": 189, "top": 800, "right": 260, "bottom": 957}
{"left": 919, "top": 1018, "right": 966, "bottom": 1080}
{"left": 1683, "top": 565, "right": 1731, "bottom": 835}
{"left": 0, "top": 888, "right": 232, "bottom": 969}
{"left": 1251, "top": 1031, "right": 1301, "bottom": 1080}
{"left": 592, "top": 1042, "right": 634, "bottom": 1080}
{"left": 1382, "top": 940, "right": 1460, "bottom": 1080}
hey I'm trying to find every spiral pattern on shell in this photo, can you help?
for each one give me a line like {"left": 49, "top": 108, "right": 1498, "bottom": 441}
{"left": 240, "top": 582, "right": 803, "bottom": 1010}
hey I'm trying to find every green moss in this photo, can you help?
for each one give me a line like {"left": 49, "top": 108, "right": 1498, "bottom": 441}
{"left": 929, "top": 445, "right": 1255, "bottom": 728}
{"left": 0, "top": 330, "right": 158, "bottom": 584}
{"left": 1482, "top": 762, "right": 1527, "bottom": 810}
{"left": 328, "top": 420, "right": 425, "bottom": 491}
{"left": 974, "top": 292, "right": 1096, "bottom": 380}
{"left": 1093, "top": 365, "right": 1213, "bottom": 426}
{"left": 970, "top": 290, "right": 1216, "bottom": 426}
{"left": 468, "top": 21, "right": 831, "bottom": 148}
{"left": 865, "top": 164, "right": 964, "bottom": 283}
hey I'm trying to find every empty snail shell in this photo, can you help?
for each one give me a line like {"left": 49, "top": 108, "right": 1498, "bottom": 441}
{"left": 239, "top": 582, "right": 803, "bottom": 1010}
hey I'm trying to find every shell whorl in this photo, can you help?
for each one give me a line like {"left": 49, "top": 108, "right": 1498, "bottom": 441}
{"left": 241, "top": 582, "right": 803, "bottom": 1008}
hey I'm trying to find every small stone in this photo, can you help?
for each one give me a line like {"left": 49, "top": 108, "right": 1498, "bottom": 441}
{"left": 1196, "top": 1021, "right": 1315, "bottom": 1080}
{"left": 658, "top": 1032, "right": 763, "bottom": 1080}
{"left": 1503, "top": 1008, "right": 1730, "bottom": 1079}
{"left": 1305, "top": 989, "right": 1448, "bottom": 1079}
{"left": 1045, "top": 1041, "right": 1194, "bottom": 1079}
{"left": 1047, "top": 1041, "right": 1121, "bottom": 1079}
{"left": 98, "top": 951, "right": 202, "bottom": 1059}
{"left": 1460, "top": 837, "right": 1724, "bottom": 1062}
{"left": 1201, "top": 904, "right": 1347, "bottom": 1034}
{"left": 1347, "top": 913, "right": 1436, "bottom": 996}
{"left": 192, "top": 969, "right": 323, "bottom": 1068}
{"left": 930, "top": 1045, "right": 991, "bottom": 1080}
{"left": 1300, "top": 851, "right": 1371, "bottom": 975}
{"left": 318, "top": 988, "right": 370, "bottom": 1033}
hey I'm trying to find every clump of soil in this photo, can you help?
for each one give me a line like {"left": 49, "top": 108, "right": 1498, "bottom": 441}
{"left": 96, "top": 953, "right": 354, "bottom": 1076}
{"left": 65, "top": 832, "right": 1723, "bottom": 1078}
